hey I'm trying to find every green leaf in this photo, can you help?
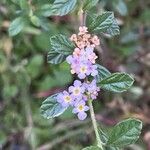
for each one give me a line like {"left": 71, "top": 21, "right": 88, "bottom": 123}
{"left": 50, "top": 34, "right": 75, "bottom": 55}
{"left": 40, "top": 93, "right": 67, "bottom": 119}
{"left": 51, "top": 0, "right": 77, "bottom": 16}
{"left": 9, "top": 17, "right": 27, "bottom": 36}
{"left": 96, "top": 64, "right": 111, "bottom": 81}
{"left": 19, "top": 0, "right": 30, "bottom": 10}
{"left": 105, "top": 146, "right": 120, "bottom": 150}
{"left": 47, "top": 34, "right": 75, "bottom": 64}
{"left": 113, "top": 0, "right": 127, "bottom": 16}
{"left": 87, "top": 12, "right": 120, "bottom": 36}
{"left": 38, "top": 4, "right": 53, "bottom": 17}
{"left": 98, "top": 73, "right": 134, "bottom": 92}
{"left": 82, "top": 146, "right": 102, "bottom": 150}
{"left": 83, "top": 0, "right": 99, "bottom": 11}
{"left": 107, "top": 118, "right": 142, "bottom": 148}
{"left": 30, "top": 15, "right": 41, "bottom": 27}
{"left": 47, "top": 51, "right": 66, "bottom": 64}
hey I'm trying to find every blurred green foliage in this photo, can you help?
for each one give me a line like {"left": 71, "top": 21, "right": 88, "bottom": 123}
{"left": 0, "top": 0, "right": 149, "bottom": 149}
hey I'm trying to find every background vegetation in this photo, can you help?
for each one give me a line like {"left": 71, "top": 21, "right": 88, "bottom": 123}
{"left": 0, "top": 0, "right": 149, "bottom": 149}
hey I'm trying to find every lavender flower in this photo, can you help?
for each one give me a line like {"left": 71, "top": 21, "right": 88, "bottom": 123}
{"left": 72, "top": 101, "right": 89, "bottom": 120}
{"left": 69, "top": 80, "right": 85, "bottom": 100}
{"left": 84, "top": 79, "right": 100, "bottom": 100}
{"left": 57, "top": 91, "right": 74, "bottom": 107}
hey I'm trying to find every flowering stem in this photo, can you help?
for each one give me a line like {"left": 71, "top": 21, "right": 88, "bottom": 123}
{"left": 88, "top": 99, "right": 103, "bottom": 149}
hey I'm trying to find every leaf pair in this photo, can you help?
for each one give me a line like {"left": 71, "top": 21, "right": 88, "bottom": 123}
{"left": 83, "top": 118, "right": 142, "bottom": 150}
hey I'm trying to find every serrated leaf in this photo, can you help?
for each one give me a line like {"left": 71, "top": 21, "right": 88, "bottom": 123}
{"left": 96, "top": 64, "right": 111, "bottom": 81}
{"left": 9, "top": 17, "right": 27, "bottom": 36}
{"left": 51, "top": 0, "right": 77, "bottom": 16}
{"left": 83, "top": 0, "right": 99, "bottom": 11}
{"left": 47, "top": 51, "right": 66, "bottom": 64}
{"left": 87, "top": 12, "right": 120, "bottom": 36}
{"left": 107, "top": 118, "right": 142, "bottom": 148}
{"left": 48, "top": 34, "right": 75, "bottom": 64}
{"left": 98, "top": 73, "right": 134, "bottom": 92}
{"left": 40, "top": 93, "right": 67, "bottom": 119}
{"left": 50, "top": 34, "right": 75, "bottom": 55}
{"left": 82, "top": 146, "right": 102, "bottom": 150}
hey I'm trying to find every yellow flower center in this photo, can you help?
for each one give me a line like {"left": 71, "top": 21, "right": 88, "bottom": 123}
{"left": 78, "top": 105, "right": 83, "bottom": 111}
{"left": 64, "top": 96, "right": 71, "bottom": 102}
{"left": 73, "top": 88, "right": 80, "bottom": 95}
{"left": 80, "top": 66, "right": 87, "bottom": 73}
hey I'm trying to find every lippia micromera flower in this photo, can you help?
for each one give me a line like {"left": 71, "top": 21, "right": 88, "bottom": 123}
{"left": 57, "top": 91, "right": 74, "bottom": 107}
{"left": 69, "top": 80, "right": 85, "bottom": 99}
{"left": 72, "top": 101, "right": 89, "bottom": 120}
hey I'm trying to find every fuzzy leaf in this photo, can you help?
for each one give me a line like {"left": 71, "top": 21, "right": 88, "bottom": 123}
{"left": 98, "top": 73, "right": 134, "bottom": 92}
{"left": 87, "top": 12, "right": 120, "bottom": 36}
{"left": 47, "top": 34, "right": 75, "bottom": 64}
{"left": 83, "top": 0, "right": 99, "bottom": 11}
{"left": 40, "top": 93, "right": 67, "bottom": 119}
{"left": 96, "top": 64, "right": 111, "bottom": 81}
{"left": 51, "top": 0, "right": 77, "bottom": 16}
{"left": 47, "top": 51, "right": 66, "bottom": 64}
{"left": 107, "top": 118, "right": 142, "bottom": 148}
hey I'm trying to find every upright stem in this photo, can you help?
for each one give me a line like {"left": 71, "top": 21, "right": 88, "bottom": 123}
{"left": 88, "top": 99, "right": 103, "bottom": 149}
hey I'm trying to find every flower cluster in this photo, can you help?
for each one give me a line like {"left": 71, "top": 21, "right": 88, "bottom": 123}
{"left": 57, "top": 26, "right": 100, "bottom": 120}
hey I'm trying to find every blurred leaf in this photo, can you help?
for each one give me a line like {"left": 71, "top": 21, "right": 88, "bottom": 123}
{"left": 83, "top": 0, "right": 99, "bottom": 11}
{"left": 9, "top": 17, "right": 27, "bottom": 36}
{"left": 98, "top": 73, "right": 134, "bottom": 92}
{"left": 38, "top": 4, "right": 53, "bottom": 17}
{"left": 3, "top": 85, "right": 18, "bottom": 99}
{"left": 96, "top": 64, "right": 111, "bottom": 81}
{"left": 26, "top": 55, "right": 44, "bottom": 78}
{"left": 40, "top": 93, "right": 67, "bottom": 119}
{"left": 107, "top": 118, "right": 143, "bottom": 148}
{"left": 113, "top": 0, "right": 127, "bottom": 16}
{"left": 82, "top": 146, "right": 102, "bottom": 150}
{"left": 87, "top": 12, "right": 120, "bottom": 36}
{"left": 19, "top": 0, "right": 30, "bottom": 10}
{"left": 30, "top": 15, "right": 41, "bottom": 27}
{"left": 51, "top": 0, "right": 77, "bottom": 16}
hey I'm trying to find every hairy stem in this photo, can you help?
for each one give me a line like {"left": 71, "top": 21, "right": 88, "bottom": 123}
{"left": 88, "top": 99, "right": 103, "bottom": 149}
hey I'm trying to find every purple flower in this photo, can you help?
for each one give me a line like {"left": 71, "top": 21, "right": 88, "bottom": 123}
{"left": 69, "top": 80, "right": 85, "bottom": 99}
{"left": 84, "top": 79, "right": 100, "bottom": 100}
{"left": 57, "top": 91, "right": 74, "bottom": 107}
{"left": 88, "top": 64, "right": 98, "bottom": 77}
{"left": 72, "top": 101, "right": 89, "bottom": 120}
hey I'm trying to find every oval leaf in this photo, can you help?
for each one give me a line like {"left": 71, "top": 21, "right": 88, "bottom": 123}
{"left": 50, "top": 34, "right": 75, "bottom": 55}
{"left": 98, "top": 73, "right": 134, "bottom": 92}
{"left": 51, "top": 0, "right": 77, "bottom": 16}
{"left": 107, "top": 118, "right": 142, "bottom": 148}
{"left": 40, "top": 93, "right": 67, "bottom": 119}
{"left": 83, "top": 0, "right": 99, "bottom": 11}
{"left": 87, "top": 12, "right": 120, "bottom": 36}
{"left": 82, "top": 146, "right": 102, "bottom": 150}
{"left": 48, "top": 34, "right": 75, "bottom": 64}
{"left": 47, "top": 51, "right": 66, "bottom": 64}
{"left": 96, "top": 64, "right": 111, "bottom": 81}
{"left": 9, "top": 17, "right": 27, "bottom": 36}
